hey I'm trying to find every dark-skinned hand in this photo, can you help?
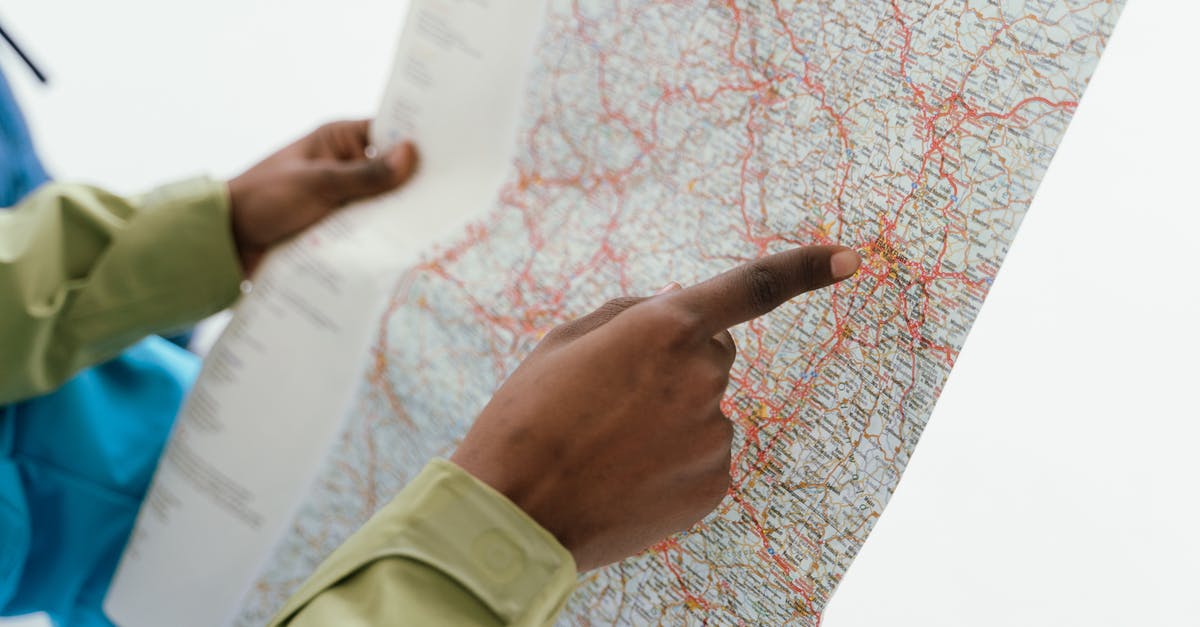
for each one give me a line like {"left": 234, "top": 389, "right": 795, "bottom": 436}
{"left": 227, "top": 119, "right": 418, "bottom": 275}
{"left": 451, "top": 245, "right": 861, "bottom": 571}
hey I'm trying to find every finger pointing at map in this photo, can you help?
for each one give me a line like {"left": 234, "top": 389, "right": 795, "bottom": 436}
{"left": 451, "top": 245, "right": 861, "bottom": 572}
{"left": 668, "top": 245, "right": 862, "bottom": 335}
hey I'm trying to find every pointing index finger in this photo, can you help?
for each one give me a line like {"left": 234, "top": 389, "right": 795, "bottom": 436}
{"left": 667, "top": 245, "right": 860, "bottom": 335}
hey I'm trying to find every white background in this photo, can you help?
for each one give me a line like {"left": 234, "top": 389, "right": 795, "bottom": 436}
{"left": 1, "top": 1, "right": 1196, "bottom": 625}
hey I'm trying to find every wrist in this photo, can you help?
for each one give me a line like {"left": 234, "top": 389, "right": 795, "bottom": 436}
{"left": 224, "top": 176, "right": 261, "bottom": 277}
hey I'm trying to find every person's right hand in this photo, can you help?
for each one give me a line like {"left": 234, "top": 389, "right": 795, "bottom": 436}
{"left": 451, "top": 245, "right": 861, "bottom": 571}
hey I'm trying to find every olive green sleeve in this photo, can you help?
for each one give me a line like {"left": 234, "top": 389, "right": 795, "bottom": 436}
{"left": 0, "top": 178, "right": 243, "bottom": 403}
{"left": 269, "top": 459, "right": 578, "bottom": 627}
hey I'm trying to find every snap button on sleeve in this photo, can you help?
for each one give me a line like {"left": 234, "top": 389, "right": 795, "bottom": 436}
{"left": 473, "top": 528, "right": 526, "bottom": 583}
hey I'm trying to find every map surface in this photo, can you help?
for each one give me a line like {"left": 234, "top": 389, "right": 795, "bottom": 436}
{"left": 240, "top": 1, "right": 1123, "bottom": 624}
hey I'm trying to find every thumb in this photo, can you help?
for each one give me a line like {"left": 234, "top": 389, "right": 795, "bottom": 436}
{"left": 561, "top": 283, "right": 680, "bottom": 340}
{"left": 316, "top": 142, "right": 419, "bottom": 206}
{"left": 537, "top": 285, "right": 677, "bottom": 351}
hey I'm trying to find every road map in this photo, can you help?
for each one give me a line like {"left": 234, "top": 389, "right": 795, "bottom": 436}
{"left": 239, "top": 1, "right": 1123, "bottom": 624}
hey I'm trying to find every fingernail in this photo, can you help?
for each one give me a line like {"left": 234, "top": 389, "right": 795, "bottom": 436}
{"left": 387, "top": 142, "right": 417, "bottom": 171}
{"left": 655, "top": 281, "right": 683, "bottom": 295}
{"left": 830, "top": 250, "right": 861, "bottom": 280}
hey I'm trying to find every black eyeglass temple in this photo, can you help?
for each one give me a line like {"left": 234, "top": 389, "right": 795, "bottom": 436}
{"left": 0, "top": 20, "right": 47, "bottom": 84}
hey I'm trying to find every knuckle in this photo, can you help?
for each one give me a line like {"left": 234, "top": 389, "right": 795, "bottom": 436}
{"left": 705, "top": 414, "right": 734, "bottom": 454}
{"left": 312, "top": 167, "right": 343, "bottom": 196}
{"left": 695, "top": 412, "right": 732, "bottom": 457}
{"left": 703, "top": 467, "right": 732, "bottom": 505}
{"left": 360, "top": 158, "right": 393, "bottom": 186}
{"left": 744, "top": 261, "right": 784, "bottom": 316}
{"left": 702, "top": 367, "right": 730, "bottom": 396}
{"left": 716, "top": 330, "right": 738, "bottom": 358}
{"left": 638, "top": 302, "right": 702, "bottom": 348}
{"left": 312, "top": 121, "right": 342, "bottom": 142}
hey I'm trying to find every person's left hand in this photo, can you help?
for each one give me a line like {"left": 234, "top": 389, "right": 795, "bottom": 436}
{"left": 227, "top": 119, "right": 419, "bottom": 275}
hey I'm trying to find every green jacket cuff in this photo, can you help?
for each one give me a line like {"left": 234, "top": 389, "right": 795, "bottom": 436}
{"left": 94, "top": 176, "right": 244, "bottom": 329}
{"left": 54, "top": 177, "right": 245, "bottom": 354}
{"left": 272, "top": 458, "right": 578, "bottom": 625}
{"left": 0, "top": 178, "right": 244, "bottom": 402}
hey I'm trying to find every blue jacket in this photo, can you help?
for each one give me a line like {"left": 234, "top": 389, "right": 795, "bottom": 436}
{"left": 0, "top": 66, "right": 196, "bottom": 627}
